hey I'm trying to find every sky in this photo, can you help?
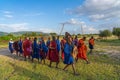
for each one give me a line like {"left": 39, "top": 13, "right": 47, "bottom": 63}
{"left": 0, "top": 0, "right": 120, "bottom": 34}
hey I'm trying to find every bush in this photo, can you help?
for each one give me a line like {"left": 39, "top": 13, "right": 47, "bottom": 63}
{"left": 99, "top": 30, "right": 112, "bottom": 39}
{"left": 112, "top": 27, "right": 120, "bottom": 39}
{"left": 0, "top": 35, "right": 18, "bottom": 41}
{"left": 50, "top": 33, "right": 57, "bottom": 36}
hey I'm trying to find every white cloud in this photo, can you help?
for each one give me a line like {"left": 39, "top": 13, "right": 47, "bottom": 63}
{"left": 98, "top": 21, "right": 120, "bottom": 31}
{"left": 24, "top": 12, "right": 44, "bottom": 17}
{"left": 68, "top": 0, "right": 120, "bottom": 21}
{"left": 61, "top": 18, "right": 98, "bottom": 34}
{"left": 39, "top": 28, "right": 55, "bottom": 33}
{"left": 85, "top": 27, "right": 98, "bottom": 34}
{"left": 4, "top": 14, "right": 13, "bottom": 18}
{"left": 0, "top": 23, "right": 57, "bottom": 33}
{"left": 0, "top": 23, "right": 29, "bottom": 32}
{"left": 2, "top": 10, "right": 13, "bottom": 18}
{"left": 30, "top": 28, "right": 56, "bottom": 33}
{"left": 3, "top": 11, "right": 12, "bottom": 14}
{"left": 89, "top": 14, "right": 105, "bottom": 21}
{"left": 79, "top": 24, "right": 98, "bottom": 34}
{"left": 63, "top": 25, "right": 98, "bottom": 34}
{"left": 61, "top": 18, "right": 85, "bottom": 25}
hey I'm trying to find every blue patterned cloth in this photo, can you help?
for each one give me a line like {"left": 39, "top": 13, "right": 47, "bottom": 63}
{"left": 18, "top": 40, "right": 23, "bottom": 53}
{"left": 41, "top": 41, "right": 48, "bottom": 53}
{"left": 56, "top": 39, "right": 61, "bottom": 52}
{"left": 64, "top": 43, "right": 74, "bottom": 64}
{"left": 32, "top": 40, "right": 40, "bottom": 59}
{"left": 8, "top": 41, "right": 14, "bottom": 53}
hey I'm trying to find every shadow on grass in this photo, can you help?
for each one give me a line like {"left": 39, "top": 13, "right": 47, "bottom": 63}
{"left": 8, "top": 62, "right": 50, "bottom": 80}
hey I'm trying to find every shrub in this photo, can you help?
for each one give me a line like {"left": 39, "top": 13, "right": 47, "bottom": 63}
{"left": 112, "top": 27, "right": 120, "bottom": 39}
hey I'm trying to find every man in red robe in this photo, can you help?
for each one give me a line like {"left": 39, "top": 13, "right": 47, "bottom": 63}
{"left": 48, "top": 36, "right": 59, "bottom": 68}
{"left": 77, "top": 37, "right": 89, "bottom": 64}
{"left": 22, "top": 37, "right": 31, "bottom": 61}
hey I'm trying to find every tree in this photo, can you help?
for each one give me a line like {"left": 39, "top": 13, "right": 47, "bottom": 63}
{"left": 77, "top": 34, "right": 81, "bottom": 38}
{"left": 112, "top": 27, "right": 120, "bottom": 39}
{"left": 22, "top": 32, "right": 30, "bottom": 37}
{"left": 7, "top": 33, "right": 14, "bottom": 37}
{"left": 50, "top": 33, "right": 57, "bottom": 36}
{"left": 38, "top": 33, "right": 43, "bottom": 36}
{"left": 31, "top": 32, "right": 37, "bottom": 36}
{"left": 99, "top": 30, "right": 112, "bottom": 39}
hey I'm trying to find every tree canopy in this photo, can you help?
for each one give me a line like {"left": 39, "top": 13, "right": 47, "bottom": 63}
{"left": 99, "top": 30, "right": 112, "bottom": 39}
{"left": 112, "top": 27, "right": 120, "bottom": 39}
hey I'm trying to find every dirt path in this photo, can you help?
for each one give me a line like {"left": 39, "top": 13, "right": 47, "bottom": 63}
{"left": 0, "top": 48, "right": 10, "bottom": 56}
{"left": 105, "top": 50, "right": 120, "bottom": 60}
{"left": 0, "top": 48, "right": 120, "bottom": 60}
{"left": 0, "top": 48, "right": 25, "bottom": 63}
{"left": 96, "top": 48, "right": 120, "bottom": 60}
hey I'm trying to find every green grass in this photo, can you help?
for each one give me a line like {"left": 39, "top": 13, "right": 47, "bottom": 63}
{"left": 0, "top": 38, "right": 120, "bottom": 80}
{"left": 0, "top": 41, "right": 8, "bottom": 48}
{"left": 0, "top": 54, "right": 120, "bottom": 80}
{"left": 95, "top": 39, "right": 120, "bottom": 52}
{"left": 98, "top": 39, "right": 120, "bottom": 46}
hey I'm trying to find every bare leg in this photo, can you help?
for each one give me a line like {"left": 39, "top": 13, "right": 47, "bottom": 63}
{"left": 76, "top": 57, "right": 78, "bottom": 62}
{"left": 28, "top": 56, "right": 30, "bottom": 59}
{"left": 39, "top": 59, "right": 42, "bottom": 64}
{"left": 18, "top": 52, "right": 20, "bottom": 57}
{"left": 72, "top": 64, "right": 76, "bottom": 74}
{"left": 91, "top": 49, "right": 93, "bottom": 54}
{"left": 11, "top": 50, "right": 13, "bottom": 54}
{"left": 24, "top": 56, "right": 27, "bottom": 61}
{"left": 85, "top": 59, "right": 90, "bottom": 64}
{"left": 43, "top": 59, "right": 45, "bottom": 64}
{"left": 16, "top": 51, "right": 18, "bottom": 56}
{"left": 32, "top": 58, "right": 33, "bottom": 62}
{"left": 63, "top": 64, "right": 69, "bottom": 70}
{"left": 56, "top": 62, "right": 59, "bottom": 68}
{"left": 38, "top": 58, "right": 39, "bottom": 63}
{"left": 89, "top": 49, "right": 92, "bottom": 54}
{"left": 49, "top": 61, "right": 52, "bottom": 67}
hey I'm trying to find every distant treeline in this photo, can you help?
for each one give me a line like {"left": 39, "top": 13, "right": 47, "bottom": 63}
{"left": 99, "top": 27, "right": 120, "bottom": 39}
{"left": 0, "top": 27, "right": 120, "bottom": 41}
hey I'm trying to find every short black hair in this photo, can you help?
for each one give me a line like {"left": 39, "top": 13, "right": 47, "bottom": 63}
{"left": 34, "top": 37, "right": 37, "bottom": 41}
{"left": 52, "top": 36, "right": 56, "bottom": 41}
{"left": 83, "top": 36, "right": 86, "bottom": 40}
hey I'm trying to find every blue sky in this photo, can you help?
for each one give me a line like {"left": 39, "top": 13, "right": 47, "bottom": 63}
{"left": 0, "top": 0, "right": 120, "bottom": 34}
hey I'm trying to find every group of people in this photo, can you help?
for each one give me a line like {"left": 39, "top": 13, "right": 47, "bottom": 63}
{"left": 8, "top": 32, "right": 95, "bottom": 75}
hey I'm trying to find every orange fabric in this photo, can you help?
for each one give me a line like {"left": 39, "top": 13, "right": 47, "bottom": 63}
{"left": 77, "top": 39, "right": 87, "bottom": 60}
{"left": 89, "top": 39, "right": 94, "bottom": 45}
{"left": 60, "top": 39, "right": 66, "bottom": 60}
